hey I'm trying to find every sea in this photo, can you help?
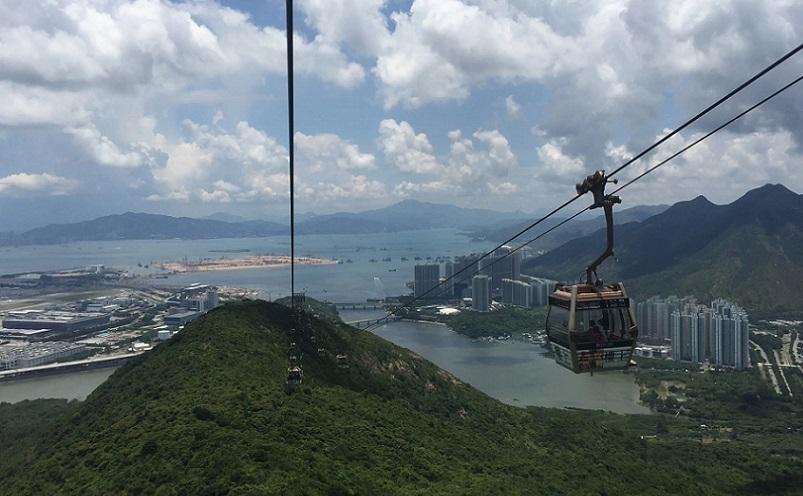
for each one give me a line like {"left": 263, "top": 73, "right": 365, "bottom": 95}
{"left": 0, "top": 229, "right": 648, "bottom": 414}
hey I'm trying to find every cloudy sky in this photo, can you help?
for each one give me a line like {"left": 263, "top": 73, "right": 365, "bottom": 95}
{"left": 0, "top": 0, "right": 801, "bottom": 230}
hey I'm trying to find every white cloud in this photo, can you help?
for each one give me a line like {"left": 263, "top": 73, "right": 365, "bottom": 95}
{"left": 377, "top": 119, "right": 442, "bottom": 174}
{"left": 505, "top": 95, "right": 520, "bottom": 117}
{"left": 535, "top": 140, "right": 586, "bottom": 181}
{"left": 149, "top": 120, "right": 288, "bottom": 203}
{"left": 296, "top": 132, "right": 375, "bottom": 172}
{"left": 0, "top": 172, "right": 77, "bottom": 195}
{"left": 66, "top": 124, "right": 143, "bottom": 168}
{"left": 446, "top": 129, "right": 516, "bottom": 189}
{"left": 383, "top": 121, "right": 518, "bottom": 199}
{"left": 298, "top": 0, "right": 389, "bottom": 55}
{"left": 615, "top": 128, "right": 803, "bottom": 205}
{"left": 0, "top": 0, "right": 364, "bottom": 102}
{"left": 145, "top": 119, "right": 383, "bottom": 208}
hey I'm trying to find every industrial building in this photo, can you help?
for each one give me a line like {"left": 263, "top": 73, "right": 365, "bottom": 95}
{"left": 167, "top": 285, "right": 221, "bottom": 313}
{"left": 0, "top": 341, "right": 87, "bottom": 370}
{"left": 164, "top": 311, "right": 203, "bottom": 328}
{"left": 1, "top": 310, "right": 110, "bottom": 338}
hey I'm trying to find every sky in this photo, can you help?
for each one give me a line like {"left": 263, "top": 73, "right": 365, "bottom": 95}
{"left": 0, "top": 0, "right": 802, "bottom": 230}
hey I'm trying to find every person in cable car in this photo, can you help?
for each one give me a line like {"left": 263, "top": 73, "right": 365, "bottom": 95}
{"left": 588, "top": 320, "right": 605, "bottom": 344}
{"left": 545, "top": 170, "right": 638, "bottom": 373}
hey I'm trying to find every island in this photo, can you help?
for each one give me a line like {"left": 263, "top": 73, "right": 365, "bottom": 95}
{"left": 154, "top": 255, "right": 337, "bottom": 273}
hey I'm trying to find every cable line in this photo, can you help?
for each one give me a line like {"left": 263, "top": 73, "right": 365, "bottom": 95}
{"left": 607, "top": 42, "right": 802, "bottom": 179}
{"left": 502, "top": 72, "right": 803, "bottom": 266}
{"left": 285, "top": 0, "right": 296, "bottom": 311}
{"left": 363, "top": 56, "right": 802, "bottom": 331}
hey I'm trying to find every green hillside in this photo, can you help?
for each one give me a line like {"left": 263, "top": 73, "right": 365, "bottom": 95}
{"left": 1, "top": 301, "right": 802, "bottom": 495}
{"left": 630, "top": 224, "right": 803, "bottom": 317}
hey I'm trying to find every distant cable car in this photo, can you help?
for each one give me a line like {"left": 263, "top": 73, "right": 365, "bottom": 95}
{"left": 286, "top": 365, "right": 303, "bottom": 385}
{"left": 545, "top": 170, "right": 638, "bottom": 373}
{"left": 336, "top": 354, "right": 349, "bottom": 369}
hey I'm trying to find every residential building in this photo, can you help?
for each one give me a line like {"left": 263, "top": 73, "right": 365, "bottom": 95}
{"left": 414, "top": 264, "right": 441, "bottom": 298}
{"left": 472, "top": 275, "right": 491, "bottom": 312}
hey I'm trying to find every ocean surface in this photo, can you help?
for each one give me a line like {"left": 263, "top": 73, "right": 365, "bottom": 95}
{"left": 0, "top": 229, "right": 648, "bottom": 414}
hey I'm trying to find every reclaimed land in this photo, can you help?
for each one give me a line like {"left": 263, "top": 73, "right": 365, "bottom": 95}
{"left": 155, "top": 255, "right": 337, "bottom": 273}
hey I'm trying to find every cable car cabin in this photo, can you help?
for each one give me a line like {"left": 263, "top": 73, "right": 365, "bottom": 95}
{"left": 546, "top": 283, "right": 637, "bottom": 373}
{"left": 286, "top": 366, "right": 303, "bottom": 386}
{"left": 336, "top": 354, "right": 349, "bottom": 369}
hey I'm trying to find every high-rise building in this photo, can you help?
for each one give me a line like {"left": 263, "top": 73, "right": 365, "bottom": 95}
{"left": 636, "top": 296, "right": 698, "bottom": 342}
{"left": 502, "top": 278, "right": 515, "bottom": 304}
{"left": 659, "top": 297, "right": 749, "bottom": 369}
{"left": 480, "top": 245, "right": 520, "bottom": 290}
{"left": 712, "top": 302, "right": 749, "bottom": 369}
{"left": 519, "top": 275, "right": 556, "bottom": 306}
{"left": 446, "top": 255, "right": 480, "bottom": 298}
{"left": 512, "top": 280, "right": 534, "bottom": 307}
{"left": 414, "top": 264, "right": 441, "bottom": 298}
{"left": 472, "top": 275, "right": 491, "bottom": 312}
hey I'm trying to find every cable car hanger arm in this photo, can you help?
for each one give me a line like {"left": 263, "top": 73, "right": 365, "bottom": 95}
{"left": 576, "top": 171, "right": 620, "bottom": 286}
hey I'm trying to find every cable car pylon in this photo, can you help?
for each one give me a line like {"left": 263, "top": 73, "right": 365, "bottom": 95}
{"left": 545, "top": 171, "right": 638, "bottom": 374}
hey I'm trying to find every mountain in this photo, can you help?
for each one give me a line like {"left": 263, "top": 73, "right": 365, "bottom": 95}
{"left": 201, "top": 212, "right": 251, "bottom": 223}
{"left": 296, "top": 199, "right": 528, "bottom": 234}
{"left": 471, "top": 204, "right": 668, "bottom": 251}
{"left": 0, "top": 300, "right": 796, "bottom": 495}
{"left": 523, "top": 184, "right": 803, "bottom": 314}
{"left": 0, "top": 212, "right": 286, "bottom": 247}
{"left": 0, "top": 200, "right": 527, "bottom": 246}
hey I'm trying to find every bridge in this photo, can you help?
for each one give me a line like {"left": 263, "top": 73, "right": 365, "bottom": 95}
{"left": 346, "top": 315, "right": 399, "bottom": 329}
{"left": 333, "top": 302, "right": 386, "bottom": 310}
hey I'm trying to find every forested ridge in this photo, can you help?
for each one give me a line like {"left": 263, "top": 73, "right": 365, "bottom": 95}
{"left": 1, "top": 301, "right": 801, "bottom": 495}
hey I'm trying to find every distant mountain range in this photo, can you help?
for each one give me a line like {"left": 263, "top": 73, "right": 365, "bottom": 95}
{"left": 523, "top": 184, "right": 803, "bottom": 315}
{"left": 0, "top": 212, "right": 287, "bottom": 246}
{"left": 0, "top": 200, "right": 529, "bottom": 247}
{"left": 296, "top": 199, "right": 529, "bottom": 234}
{"left": 471, "top": 204, "right": 668, "bottom": 250}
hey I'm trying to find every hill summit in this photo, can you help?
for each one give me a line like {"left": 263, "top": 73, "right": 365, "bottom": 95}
{"left": 1, "top": 301, "right": 798, "bottom": 494}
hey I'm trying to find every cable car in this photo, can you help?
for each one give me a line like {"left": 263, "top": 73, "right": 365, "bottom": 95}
{"left": 336, "top": 354, "right": 349, "bottom": 369}
{"left": 545, "top": 170, "right": 638, "bottom": 373}
{"left": 286, "top": 365, "right": 303, "bottom": 385}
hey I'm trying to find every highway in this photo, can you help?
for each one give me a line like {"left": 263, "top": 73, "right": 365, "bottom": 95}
{"left": 750, "top": 340, "right": 783, "bottom": 395}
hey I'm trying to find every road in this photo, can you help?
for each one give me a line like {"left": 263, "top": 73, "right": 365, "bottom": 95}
{"left": 750, "top": 340, "right": 783, "bottom": 395}
{"left": 792, "top": 331, "right": 803, "bottom": 374}
{"left": 773, "top": 349, "right": 794, "bottom": 397}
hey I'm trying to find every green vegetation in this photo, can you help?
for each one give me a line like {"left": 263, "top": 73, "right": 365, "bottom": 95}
{"left": 442, "top": 306, "right": 547, "bottom": 338}
{"left": 751, "top": 332, "right": 783, "bottom": 353}
{"left": 1, "top": 301, "right": 802, "bottom": 495}
{"left": 636, "top": 357, "right": 803, "bottom": 437}
{"left": 275, "top": 295, "right": 341, "bottom": 323}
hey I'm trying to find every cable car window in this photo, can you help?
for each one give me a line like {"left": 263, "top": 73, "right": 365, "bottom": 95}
{"left": 575, "top": 308, "right": 606, "bottom": 340}
{"left": 547, "top": 306, "right": 570, "bottom": 333}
